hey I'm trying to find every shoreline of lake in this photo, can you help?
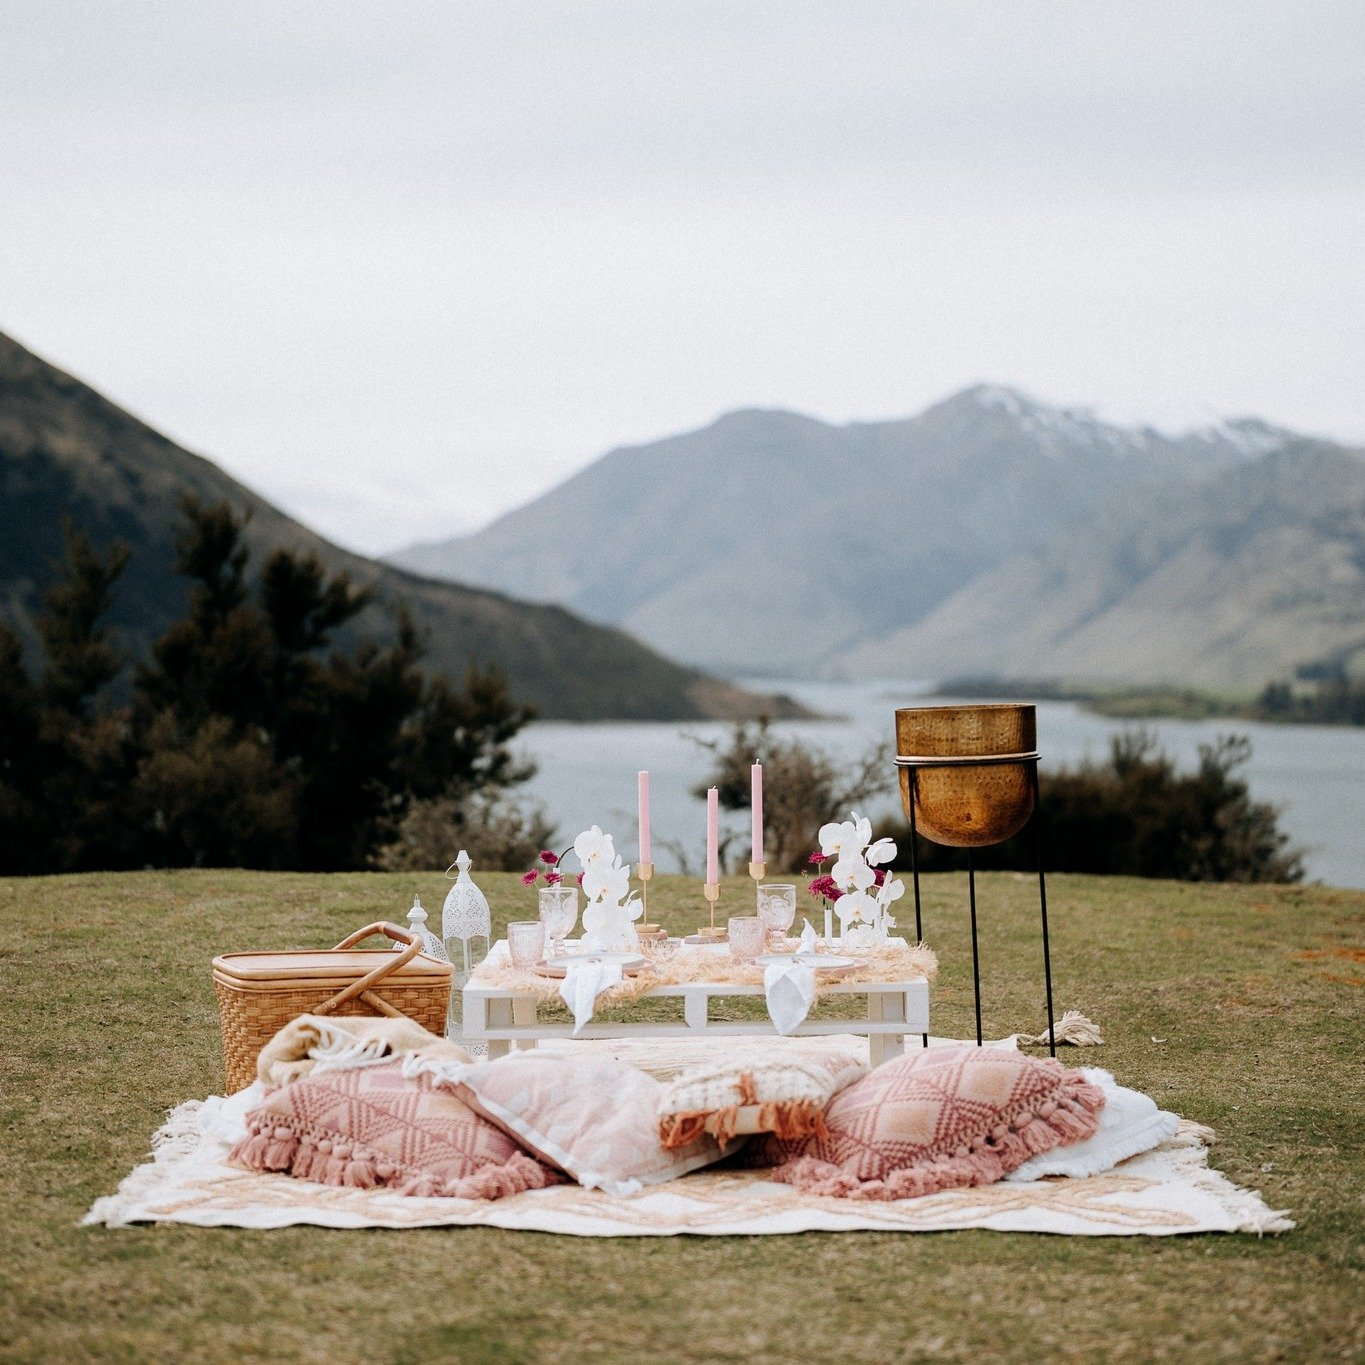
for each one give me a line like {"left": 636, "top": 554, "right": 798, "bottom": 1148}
{"left": 516, "top": 679, "right": 1365, "bottom": 890}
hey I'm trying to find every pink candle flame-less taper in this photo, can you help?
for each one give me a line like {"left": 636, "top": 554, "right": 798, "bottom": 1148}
{"left": 637, "top": 770, "right": 651, "bottom": 864}
{"left": 751, "top": 763, "right": 763, "bottom": 864}
{"left": 706, "top": 786, "right": 719, "bottom": 886}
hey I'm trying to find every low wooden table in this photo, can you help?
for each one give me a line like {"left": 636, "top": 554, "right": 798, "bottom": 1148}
{"left": 461, "top": 939, "right": 930, "bottom": 1066}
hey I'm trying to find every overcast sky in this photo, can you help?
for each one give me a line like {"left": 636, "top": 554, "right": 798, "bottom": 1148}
{"left": 2, "top": 2, "right": 1362, "bottom": 555}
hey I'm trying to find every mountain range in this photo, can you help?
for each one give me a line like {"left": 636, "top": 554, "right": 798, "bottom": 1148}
{"left": 393, "top": 386, "right": 1365, "bottom": 690}
{"left": 0, "top": 331, "right": 800, "bottom": 721}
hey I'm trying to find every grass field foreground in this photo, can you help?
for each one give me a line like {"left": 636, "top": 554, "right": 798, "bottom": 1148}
{"left": 1, "top": 869, "right": 1362, "bottom": 1362}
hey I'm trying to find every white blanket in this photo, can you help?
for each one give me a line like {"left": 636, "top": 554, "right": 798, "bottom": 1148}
{"left": 83, "top": 1037, "right": 1290, "bottom": 1238}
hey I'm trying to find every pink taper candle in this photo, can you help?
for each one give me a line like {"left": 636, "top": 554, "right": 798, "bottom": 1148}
{"left": 637, "top": 770, "right": 651, "bottom": 864}
{"left": 750, "top": 763, "right": 763, "bottom": 864}
{"left": 706, "top": 786, "right": 719, "bottom": 885}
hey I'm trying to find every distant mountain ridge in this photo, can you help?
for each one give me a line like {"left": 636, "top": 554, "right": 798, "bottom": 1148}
{"left": 392, "top": 385, "right": 1363, "bottom": 688}
{"left": 0, "top": 331, "right": 802, "bottom": 721}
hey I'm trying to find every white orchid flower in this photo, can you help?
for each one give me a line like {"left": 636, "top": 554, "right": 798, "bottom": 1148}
{"left": 817, "top": 819, "right": 855, "bottom": 857}
{"left": 836, "top": 889, "right": 878, "bottom": 927}
{"left": 832, "top": 854, "right": 876, "bottom": 894}
{"left": 866, "top": 837, "right": 897, "bottom": 867}
{"left": 877, "top": 876, "right": 906, "bottom": 907}
{"left": 582, "top": 856, "right": 632, "bottom": 907}
{"left": 573, "top": 825, "right": 615, "bottom": 869}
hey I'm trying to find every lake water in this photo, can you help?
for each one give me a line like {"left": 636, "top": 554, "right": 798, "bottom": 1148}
{"left": 517, "top": 680, "right": 1365, "bottom": 889}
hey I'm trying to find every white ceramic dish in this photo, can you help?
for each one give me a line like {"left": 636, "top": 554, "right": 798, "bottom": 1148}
{"left": 755, "top": 952, "right": 858, "bottom": 974}
{"left": 535, "top": 951, "right": 646, "bottom": 978}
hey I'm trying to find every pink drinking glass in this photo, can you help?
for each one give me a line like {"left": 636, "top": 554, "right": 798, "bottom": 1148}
{"left": 727, "top": 916, "right": 766, "bottom": 964}
{"left": 507, "top": 920, "right": 546, "bottom": 970}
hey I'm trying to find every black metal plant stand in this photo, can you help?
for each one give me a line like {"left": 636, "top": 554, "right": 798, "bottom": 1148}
{"left": 896, "top": 754, "right": 1057, "bottom": 1057}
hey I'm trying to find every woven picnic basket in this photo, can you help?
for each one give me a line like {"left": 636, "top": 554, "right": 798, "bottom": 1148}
{"left": 212, "top": 921, "right": 452, "bottom": 1093}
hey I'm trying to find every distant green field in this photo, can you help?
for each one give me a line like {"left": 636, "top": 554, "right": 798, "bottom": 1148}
{"left": 2, "top": 870, "right": 1362, "bottom": 1362}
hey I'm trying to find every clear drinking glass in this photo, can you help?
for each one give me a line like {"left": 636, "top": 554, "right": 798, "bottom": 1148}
{"left": 757, "top": 883, "right": 797, "bottom": 948}
{"left": 728, "top": 916, "right": 766, "bottom": 964}
{"left": 538, "top": 885, "right": 578, "bottom": 959}
{"left": 640, "top": 935, "right": 681, "bottom": 966}
{"left": 507, "top": 920, "right": 546, "bottom": 970}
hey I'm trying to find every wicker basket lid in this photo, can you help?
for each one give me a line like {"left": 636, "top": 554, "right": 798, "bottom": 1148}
{"left": 212, "top": 949, "right": 452, "bottom": 985}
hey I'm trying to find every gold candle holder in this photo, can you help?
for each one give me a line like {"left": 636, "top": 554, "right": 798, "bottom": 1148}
{"left": 635, "top": 861, "right": 662, "bottom": 937}
{"left": 697, "top": 881, "right": 726, "bottom": 940}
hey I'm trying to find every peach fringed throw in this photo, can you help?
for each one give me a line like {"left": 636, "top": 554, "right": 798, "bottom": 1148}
{"left": 754, "top": 1044, "right": 1105, "bottom": 1201}
{"left": 229, "top": 1062, "right": 562, "bottom": 1199}
{"left": 471, "top": 940, "right": 937, "bottom": 1009}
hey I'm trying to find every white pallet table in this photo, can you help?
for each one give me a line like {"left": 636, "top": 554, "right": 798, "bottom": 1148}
{"left": 461, "top": 939, "right": 930, "bottom": 1066}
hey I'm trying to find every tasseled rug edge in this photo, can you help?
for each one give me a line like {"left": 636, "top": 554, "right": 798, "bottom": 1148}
{"left": 227, "top": 1113, "right": 561, "bottom": 1201}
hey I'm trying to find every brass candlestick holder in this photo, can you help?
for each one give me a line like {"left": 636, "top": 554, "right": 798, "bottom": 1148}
{"left": 635, "top": 861, "right": 664, "bottom": 939}
{"left": 697, "top": 881, "right": 726, "bottom": 940}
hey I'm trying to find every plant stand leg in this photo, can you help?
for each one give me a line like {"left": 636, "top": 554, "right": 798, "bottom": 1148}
{"left": 1032, "top": 768, "right": 1057, "bottom": 1058}
{"left": 967, "top": 848, "right": 983, "bottom": 1046}
{"left": 909, "top": 778, "right": 928, "bottom": 1049}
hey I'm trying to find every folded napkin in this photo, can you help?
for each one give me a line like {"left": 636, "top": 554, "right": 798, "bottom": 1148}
{"left": 559, "top": 958, "right": 624, "bottom": 1035}
{"left": 763, "top": 921, "right": 820, "bottom": 1036}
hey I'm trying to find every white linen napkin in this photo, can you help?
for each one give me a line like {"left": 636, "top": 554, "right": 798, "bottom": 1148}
{"left": 763, "top": 921, "right": 820, "bottom": 1035}
{"left": 559, "top": 958, "right": 624, "bottom": 1035}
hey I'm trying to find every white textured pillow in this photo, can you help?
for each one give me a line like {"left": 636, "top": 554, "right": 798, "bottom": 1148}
{"left": 1006, "top": 1067, "right": 1178, "bottom": 1182}
{"left": 405, "top": 1052, "right": 724, "bottom": 1196}
{"left": 658, "top": 1046, "right": 868, "bottom": 1148}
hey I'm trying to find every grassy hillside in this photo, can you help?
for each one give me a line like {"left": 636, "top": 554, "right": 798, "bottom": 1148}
{"left": 0, "top": 330, "right": 802, "bottom": 721}
{"left": 2, "top": 869, "right": 1361, "bottom": 1361}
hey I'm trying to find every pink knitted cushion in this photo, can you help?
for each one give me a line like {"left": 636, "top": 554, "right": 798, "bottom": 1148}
{"left": 228, "top": 1063, "right": 562, "bottom": 1200}
{"left": 755, "top": 1044, "right": 1105, "bottom": 1201}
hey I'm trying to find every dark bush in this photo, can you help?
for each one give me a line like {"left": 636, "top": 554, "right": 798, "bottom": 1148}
{"left": 0, "top": 501, "right": 537, "bottom": 873}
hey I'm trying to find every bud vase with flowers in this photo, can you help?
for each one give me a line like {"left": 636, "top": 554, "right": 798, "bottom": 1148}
{"left": 806, "top": 813, "right": 905, "bottom": 953}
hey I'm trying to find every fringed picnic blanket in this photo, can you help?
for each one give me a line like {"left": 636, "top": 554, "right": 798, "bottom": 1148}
{"left": 85, "top": 1034, "right": 1291, "bottom": 1238}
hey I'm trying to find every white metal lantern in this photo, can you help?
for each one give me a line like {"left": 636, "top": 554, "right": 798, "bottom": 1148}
{"left": 403, "top": 894, "right": 450, "bottom": 963}
{"left": 442, "top": 850, "right": 491, "bottom": 1041}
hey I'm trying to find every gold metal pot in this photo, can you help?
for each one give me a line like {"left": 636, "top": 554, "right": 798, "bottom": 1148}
{"left": 895, "top": 703, "right": 1037, "bottom": 847}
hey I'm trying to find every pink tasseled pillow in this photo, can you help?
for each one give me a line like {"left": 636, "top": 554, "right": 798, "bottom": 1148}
{"left": 228, "top": 1063, "right": 562, "bottom": 1200}
{"left": 752, "top": 1044, "right": 1105, "bottom": 1201}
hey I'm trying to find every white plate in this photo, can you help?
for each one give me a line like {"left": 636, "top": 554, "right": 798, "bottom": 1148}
{"left": 755, "top": 952, "right": 857, "bottom": 972}
{"left": 540, "top": 951, "right": 645, "bottom": 975}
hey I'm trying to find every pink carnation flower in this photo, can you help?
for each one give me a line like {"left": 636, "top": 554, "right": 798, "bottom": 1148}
{"left": 873, "top": 868, "right": 887, "bottom": 886}
{"left": 544, "top": 871, "right": 562, "bottom": 885}
{"left": 807, "top": 875, "right": 843, "bottom": 901}
{"left": 539, "top": 850, "right": 559, "bottom": 865}
{"left": 807, "top": 851, "right": 825, "bottom": 865}
{"left": 575, "top": 872, "right": 585, "bottom": 886}
{"left": 520, "top": 870, "right": 538, "bottom": 886}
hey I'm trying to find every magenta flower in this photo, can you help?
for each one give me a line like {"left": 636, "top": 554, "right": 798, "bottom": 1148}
{"left": 807, "top": 851, "right": 825, "bottom": 865}
{"left": 544, "top": 871, "right": 562, "bottom": 885}
{"left": 807, "top": 875, "right": 843, "bottom": 901}
{"left": 575, "top": 872, "right": 585, "bottom": 886}
{"left": 873, "top": 868, "right": 887, "bottom": 887}
{"left": 520, "top": 870, "right": 538, "bottom": 886}
{"left": 539, "top": 850, "right": 559, "bottom": 865}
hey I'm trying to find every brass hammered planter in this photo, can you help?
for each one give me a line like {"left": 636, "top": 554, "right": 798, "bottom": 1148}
{"left": 895, "top": 703, "right": 1037, "bottom": 848}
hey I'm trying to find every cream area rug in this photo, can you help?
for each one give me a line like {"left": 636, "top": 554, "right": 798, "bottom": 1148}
{"left": 85, "top": 1036, "right": 1292, "bottom": 1238}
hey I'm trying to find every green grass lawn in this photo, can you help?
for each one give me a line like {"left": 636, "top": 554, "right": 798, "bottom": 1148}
{"left": 2, "top": 869, "right": 1362, "bottom": 1362}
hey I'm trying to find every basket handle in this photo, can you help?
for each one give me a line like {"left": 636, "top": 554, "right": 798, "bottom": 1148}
{"left": 314, "top": 921, "right": 426, "bottom": 1016}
